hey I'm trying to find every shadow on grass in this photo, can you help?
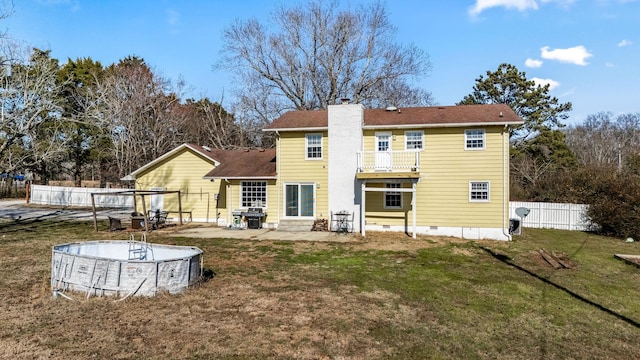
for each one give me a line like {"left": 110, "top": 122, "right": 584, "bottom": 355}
{"left": 0, "top": 212, "right": 80, "bottom": 235}
{"left": 202, "top": 268, "right": 216, "bottom": 282}
{"left": 480, "top": 246, "right": 640, "bottom": 329}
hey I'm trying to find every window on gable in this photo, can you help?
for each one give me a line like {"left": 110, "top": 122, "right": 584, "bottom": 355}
{"left": 405, "top": 131, "right": 423, "bottom": 151}
{"left": 465, "top": 129, "right": 485, "bottom": 150}
{"left": 469, "top": 181, "right": 490, "bottom": 202}
{"left": 306, "top": 133, "right": 322, "bottom": 159}
{"left": 241, "top": 181, "right": 267, "bottom": 208}
{"left": 384, "top": 183, "right": 403, "bottom": 209}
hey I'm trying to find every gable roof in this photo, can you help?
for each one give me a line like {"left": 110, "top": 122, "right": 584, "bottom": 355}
{"left": 203, "top": 148, "right": 277, "bottom": 180}
{"left": 121, "top": 143, "right": 223, "bottom": 181}
{"left": 264, "top": 104, "right": 523, "bottom": 131}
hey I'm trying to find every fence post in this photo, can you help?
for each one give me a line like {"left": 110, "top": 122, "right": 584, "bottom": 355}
{"left": 569, "top": 203, "right": 573, "bottom": 231}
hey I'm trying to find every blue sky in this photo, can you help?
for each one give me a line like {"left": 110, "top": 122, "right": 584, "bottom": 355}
{"left": 3, "top": 0, "right": 639, "bottom": 125}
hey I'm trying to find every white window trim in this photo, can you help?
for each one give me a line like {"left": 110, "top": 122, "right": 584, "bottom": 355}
{"left": 240, "top": 181, "right": 268, "bottom": 209}
{"left": 384, "top": 183, "right": 403, "bottom": 209}
{"left": 405, "top": 130, "right": 424, "bottom": 151}
{"left": 464, "top": 129, "right": 486, "bottom": 150}
{"left": 283, "top": 182, "right": 316, "bottom": 218}
{"left": 375, "top": 132, "right": 392, "bottom": 152}
{"left": 469, "top": 181, "right": 490, "bottom": 202}
{"left": 305, "top": 133, "right": 323, "bottom": 160}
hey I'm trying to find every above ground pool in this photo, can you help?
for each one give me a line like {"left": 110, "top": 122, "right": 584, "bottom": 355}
{"left": 51, "top": 239, "right": 203, "bottom": 298}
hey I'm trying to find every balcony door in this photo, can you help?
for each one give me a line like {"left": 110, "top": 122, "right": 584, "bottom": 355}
{"left": 285, "top": 183, "right": 315, "bottom": 217}
{"left": 375, "top": 132, "right": 392, "bottom": 171}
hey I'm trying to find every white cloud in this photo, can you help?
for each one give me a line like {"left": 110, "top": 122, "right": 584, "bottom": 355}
{"left": 531, "top": 77, "right": 560, "bottom": 90}
{"left": 468, "top": 0, "right": 538, "bottom": 16}
{"left": 618, "top": 39, "right": 632, "bottom": 47}
{"left": 540, "top": 45, "right": 593, "bottom": 65}
{"left": 468, "top": 0, "right": 576, "bottom": 15}
{"left": 525, "top": 58, "right": 543, "bottom": 68}
{"left": 605, "top": 62, "right": 615, "bottom": 67}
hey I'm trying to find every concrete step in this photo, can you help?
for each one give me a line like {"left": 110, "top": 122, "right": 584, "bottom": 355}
{"left": 277, "top": 219, "right": 314, "bottom": 232}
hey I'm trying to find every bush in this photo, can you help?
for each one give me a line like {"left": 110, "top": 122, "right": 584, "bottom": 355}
{"left": 564, "top": 165, "right": 640, "bottom": 240}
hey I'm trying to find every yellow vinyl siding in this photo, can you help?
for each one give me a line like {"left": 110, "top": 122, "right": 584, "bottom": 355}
{"left": 278, "top": 131, "right": 329, "bottom": 218}
{"left": 362, "top": 126, "right": 507, "bottom": 228}
{"left": 135, "top": 148, "right": 217, "bottom": 221}
{"left": 219, "top": 179, "right": 277, "bottom": 224}
{"left": 419, "top": 126, "right": 506, "bottom": 227}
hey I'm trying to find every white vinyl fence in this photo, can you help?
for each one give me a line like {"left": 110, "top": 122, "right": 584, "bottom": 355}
{"left": 509, "top": 201, "right": 591, "bottom": 231}
{"left": 29, "top": 184, "right": 134, "bottom": 208}
{"left": 28, "top": 185, "right": 592, "bottom": 231}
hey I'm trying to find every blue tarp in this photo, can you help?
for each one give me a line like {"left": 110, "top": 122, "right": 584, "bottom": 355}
{"left": 1, "top": 174, "right": 25, "bottom": 180}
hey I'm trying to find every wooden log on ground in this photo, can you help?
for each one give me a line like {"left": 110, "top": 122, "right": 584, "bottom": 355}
{"left": 538, "top": 249, "right": 563, "bottom": 269}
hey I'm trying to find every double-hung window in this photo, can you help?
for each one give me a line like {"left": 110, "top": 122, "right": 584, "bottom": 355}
{"left": 469, "top": 181, "right": 490, "bottom": 202}
{"left": 405, "top": 131, "right": 424, "bottom": 151}
{"left": 384, "top": 183, "right": 403, "bottom": 209}
{"left": 465, "top": 129, "right": 485, "bottom": 150}
{"left": 241, "top": 181, "right": 267, "bottom": 208}
{"left": 306, "top": 133, "right": 323, "bottom": 160}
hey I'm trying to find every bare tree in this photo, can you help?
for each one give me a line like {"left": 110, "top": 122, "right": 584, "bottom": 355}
{"left": 0, "top": 45, "right": 67, "bottom": 179}
{"left": 96, "top": 56, "right": 183, "bottom": 180}
{"left": 565, "top": 112, "right": 640, "bottom": 168}
{"left": 178, "top": 98, "right": 250, "bottom": 150}
{"left": 219, "top": 0, "right": 433, "bottom": 127}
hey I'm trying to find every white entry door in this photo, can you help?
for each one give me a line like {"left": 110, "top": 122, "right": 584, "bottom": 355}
{"left": 375, "top": 133, "right": 392, "bottom": 171}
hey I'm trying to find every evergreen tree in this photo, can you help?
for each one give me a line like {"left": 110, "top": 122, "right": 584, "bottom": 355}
{"left": 459, "top": 63, "right": 572, "bottom": 145}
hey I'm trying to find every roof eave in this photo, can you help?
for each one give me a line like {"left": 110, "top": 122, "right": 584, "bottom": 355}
{"left": 362, "top": 121, "right": 523, "bottom": 130}
{"left": 263, "top": 127, "right": 328, "bottom": 132}
{"left": 202, "top": 176, "right": 278, "bottom": 180}
{"left": 127, "top": 143, "right": 220, "bottom": 178}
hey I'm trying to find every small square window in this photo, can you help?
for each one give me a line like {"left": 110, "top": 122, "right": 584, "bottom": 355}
{"left": 405, "top": 131, "right": 423, "bottom": 151}
{"left": 469, "top": 181, "right": 490, "bottom": 202}
{"left": 306, "top": 134, "right": 322, "bottom": 159}
{"left": 384, "top": 183, "right": 403, "bottom": 209}
{"left": 465, "top": 129, "right": 485, "bottom": 150}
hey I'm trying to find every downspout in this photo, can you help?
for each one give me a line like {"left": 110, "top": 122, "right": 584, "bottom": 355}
{"left": 276, "top": 131, "right": 281, "bottom": 228}
{"left": 224, "top": 178, "right": 231, "bottom": 226}
{"left": 502, "top": 124, "right": 512, "bottom": 241}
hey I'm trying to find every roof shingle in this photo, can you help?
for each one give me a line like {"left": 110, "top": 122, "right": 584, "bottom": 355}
{"left": 264, "top": 104, "right": 522, "bottom": 131}
{"left": 203, "top": 148, "right": 276, "bottom": 179}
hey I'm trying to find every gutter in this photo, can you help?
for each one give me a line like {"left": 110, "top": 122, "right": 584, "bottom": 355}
{"left": 362, "top": 121, "right": 523, "bottom": 130}
{"left": 503, "top": 124, "right": 512, "bottom": 241}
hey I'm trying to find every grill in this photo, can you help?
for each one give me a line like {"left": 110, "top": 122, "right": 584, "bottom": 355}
{"left": 241, "top": 208, "right": 266, "bottom": 229}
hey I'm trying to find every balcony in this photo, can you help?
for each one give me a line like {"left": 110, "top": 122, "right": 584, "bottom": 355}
{"left": 356, "top": 150, "right": 420, "bottom": 178}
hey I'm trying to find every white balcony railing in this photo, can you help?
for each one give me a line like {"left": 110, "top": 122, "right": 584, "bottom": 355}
{"left": 357, "top": 150, "right": 420, "bottom": 172}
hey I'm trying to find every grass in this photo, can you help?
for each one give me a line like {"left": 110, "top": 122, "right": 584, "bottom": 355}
{"left": 1, "top": 218, "right": 640, "bottom": 359}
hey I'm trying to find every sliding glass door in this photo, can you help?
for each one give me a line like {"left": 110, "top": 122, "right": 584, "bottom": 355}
{"left": 285, "top": 183, "right": 315, "bottom": 217}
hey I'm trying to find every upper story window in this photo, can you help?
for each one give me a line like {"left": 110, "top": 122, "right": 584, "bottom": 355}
{"left": 465, "top": 129, "right": 485, "bottom": 150}
{"left": 241, "top": 181, "right": 267, "bottom": 208}
{"left": 469, "top": 181, "right": 490, "bottom": 202}
{"left": 306, "top": 133, "right": 323, "bottom": 160}
{"left": 405, "top": 131, "right": 424, "bottom": 151}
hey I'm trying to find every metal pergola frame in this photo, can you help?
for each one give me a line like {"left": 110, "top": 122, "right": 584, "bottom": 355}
{"left": 91, "top": 189, "right": 184, "bottom": 232}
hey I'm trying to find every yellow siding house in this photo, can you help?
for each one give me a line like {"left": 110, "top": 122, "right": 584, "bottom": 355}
{"left": 125, "top": 102, "right": 522, "bottom": 240}
{"left": 123, "top": 144, "right": 277, "bottom": 227}
{"left": 265, "top": 102, "right": 522, "bottom": 240}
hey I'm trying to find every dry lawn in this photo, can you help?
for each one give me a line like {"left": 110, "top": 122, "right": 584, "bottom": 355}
{"left": 1, "top": 219, "right": 639, "bottom": 359}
